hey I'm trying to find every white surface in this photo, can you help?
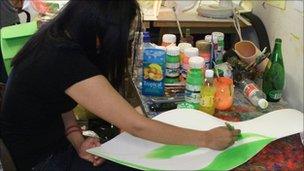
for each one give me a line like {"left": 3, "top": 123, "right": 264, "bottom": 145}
{"left": 293, "top": 1, "right": 303, "bottom": 13}
{"left": 252, "top": 1, "right": 304, "bottom": 112}
{"left": 88, "top": 109, "right": 303, "bottom": 170}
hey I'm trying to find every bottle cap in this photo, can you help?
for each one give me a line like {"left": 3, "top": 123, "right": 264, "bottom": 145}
{"left": 162, "top": 34, "right": 176, "bottom": 44}
{"left": 166, "top": 46, "right": 180, "bottom": 56}
{"left": 258, "top": 99, "right": 269, "bottom": 109}
{"left": 196, "top": 40, "right": 211, "bottom": 52}
{"left": 205, "top": 69, "right": 214, "bottom": 78}
{"left": 184, "top": 47, "right": 199, "bottom": 57}
{"left": 189, "top": 56, "right": 204, "bottom": 69}
{"left": 178, "top": 43, "right": 192, "bottom": 53}
{"left": 212, "top": 32, "right": 224, "bottom": 43}
{"left": 205, "top": 35, "right": 212, "bottom": 43}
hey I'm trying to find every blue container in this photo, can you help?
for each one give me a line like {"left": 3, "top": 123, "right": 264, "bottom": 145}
{"left": 142, "top": 48, "right": 166, "bottom": 96}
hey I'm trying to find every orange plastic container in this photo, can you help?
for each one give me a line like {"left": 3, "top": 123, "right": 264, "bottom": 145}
{"left": 214, "top": 77, "right": 234, "bottom": 110}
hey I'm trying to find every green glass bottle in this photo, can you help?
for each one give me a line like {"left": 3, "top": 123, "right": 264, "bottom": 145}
{"left": 262, "top": 38, "right": 285, "bottom": 102}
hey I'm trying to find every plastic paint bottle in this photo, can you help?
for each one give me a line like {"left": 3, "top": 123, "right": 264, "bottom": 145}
{"left": 185, "top": 57, "right": 204, "bottom": 109}
{"left": 165, "top": 46, "right": 180, "bottom": 84}
{"left": 178, "top": 42, "right": 192, "bottom": 62}
{"left": 162, "top": 34, "right": 176, "bottom": 47}
{"left": 196, "top": 40, "right": 211, "bottom": 69}
{"left": 181, "top": 47, "right": 199, "bottom": 79}
{"left": 211, "top": 32, "right": 225, "bottom": 65}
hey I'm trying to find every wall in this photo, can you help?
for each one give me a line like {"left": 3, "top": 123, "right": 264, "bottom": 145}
{"left": 252, "top": 1, "right": 303, "bottom": 112}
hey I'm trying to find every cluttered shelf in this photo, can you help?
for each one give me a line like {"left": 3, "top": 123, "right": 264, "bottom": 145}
{"left": 142, "top": 2, "right": 251, "bottom": 30}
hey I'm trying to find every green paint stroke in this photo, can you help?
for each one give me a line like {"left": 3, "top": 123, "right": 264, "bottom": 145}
{"left": 201, "top": 138, "right": 274, "bottom": 171}
{"left": 146, "top": 145, "right": 198, "bottom": 159}
{"left": 238, "top": 132, "right": 271, "bottom": 141}
{"left": 146, "top": 133, "right": 270, "bottom": 160}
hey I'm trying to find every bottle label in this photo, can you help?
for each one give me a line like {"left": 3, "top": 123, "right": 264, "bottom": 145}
{"left": 185, "top": 84, "right": 201, "bottom": 103}
{"left": 200, "top": 96, "right": 214, "bottom": 107}
{"left": 166, "top": 62, "right": 180, "bottom": 69}
{"left": 244, "top": 83, "right": 258, "bottom": 98}
{"left": 269, "top": 90, "right": 282, "bottom": 100}
{"left": 217, "top": 39, "right": 224, "bottom": 51}
{"left": 166, "top": 67, "right": 180, "bottom": 77}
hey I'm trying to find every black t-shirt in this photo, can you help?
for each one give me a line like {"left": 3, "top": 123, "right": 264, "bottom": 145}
{"left": 0, "top": 37, "right": 101, "bottom": 170}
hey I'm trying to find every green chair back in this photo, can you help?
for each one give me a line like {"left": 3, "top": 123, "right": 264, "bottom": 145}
{"left": 0, "top": 22, "right": 38, "bottom": 74}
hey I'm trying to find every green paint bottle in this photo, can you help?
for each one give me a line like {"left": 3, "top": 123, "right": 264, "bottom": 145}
{"left": 185, "top": 57, "right": 204, "bottom": 109}
{"left": 262, "top": 38, "right": 285, "bottom": 102}
{"left": 165, "top": 46, "right": 180, "bottom": 84}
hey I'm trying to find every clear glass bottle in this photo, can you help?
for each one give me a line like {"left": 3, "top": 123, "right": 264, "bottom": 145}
{"left": 183, "top": 28, "right": 194, "bottom": 45}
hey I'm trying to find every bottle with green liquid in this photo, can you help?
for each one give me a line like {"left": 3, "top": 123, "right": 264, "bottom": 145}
{"left": 185, "top": 57, "right": 204, "bottom": 109}
{"left": 200, "top": 69, "right": 216, "bottom": 115}
{"left": 262, "top": 38, "right": 285, "bottom": 102}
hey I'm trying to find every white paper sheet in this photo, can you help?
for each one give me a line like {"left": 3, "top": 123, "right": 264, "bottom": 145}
{"left": 87, "top": 109, "right": 303, "bottom": 170}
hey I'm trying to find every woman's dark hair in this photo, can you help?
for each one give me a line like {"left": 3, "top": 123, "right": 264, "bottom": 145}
{"left": 12, "top": 0, "right": 142, "bottom": 91}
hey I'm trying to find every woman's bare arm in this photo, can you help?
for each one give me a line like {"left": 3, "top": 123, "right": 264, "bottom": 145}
{"left": 66, "top": 75, "right": 238, "bottom": 150}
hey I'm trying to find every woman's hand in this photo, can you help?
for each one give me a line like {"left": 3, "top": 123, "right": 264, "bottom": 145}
{"left": 78, "top": 137, "right": 105, "bottom": 166}
{"left": 205, "top": 126, "right": 241, "bottom": 150}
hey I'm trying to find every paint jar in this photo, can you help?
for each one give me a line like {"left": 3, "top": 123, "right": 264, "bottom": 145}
{"left": 214, "top": 77, "right": 234, "bottom": 111}
{"left": 181, "top": 47, "right": 199, "bottom": 79}
{"left": 178, "top": 42, "right": 192, "bottom": 62}
{"left": 212, "top": 32, "right": 225, "bottom": 65}
{"left": 196, "top": 40, "right": 211, "bottom": 69}
{"left": 165, "top": 46, "right": 180, "bottom": 84}
{"left": 162, "top": 34, "right": 176, "bottom": 47}
{"left": 185, "top": 57, "right": 204, "bottom": 109}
